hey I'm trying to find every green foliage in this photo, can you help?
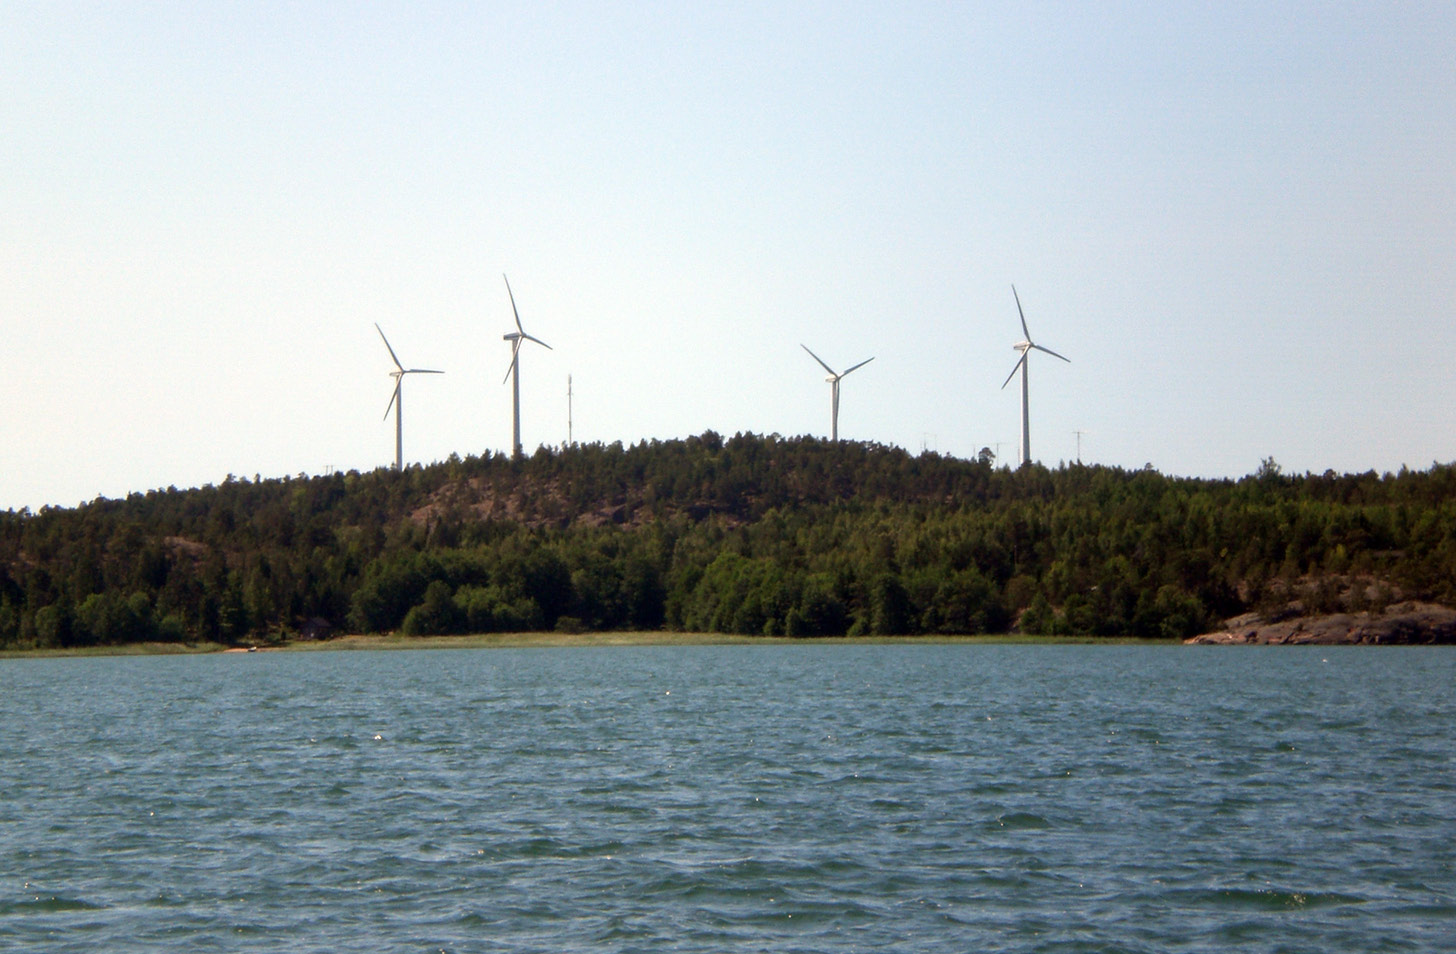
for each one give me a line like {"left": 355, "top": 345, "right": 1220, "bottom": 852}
{"left": 454, "top": 584, "right": 541, "bottom": 633}
{"left": 1018, "top": 592, "right": 1056, "bottom": 636}
{"left": 75, "top": 590, "right": 157, "bottom": 645}
{"left": 401, "top": 581, "right": 463, "bottom": 636}
{"left": 788, "top": 573, "right": 849, "bottom": 637}
{"left": 869, "top": 574, "right": 913, "bottom": 635}
{"left": 33, "top": 600, "right": 74, "bottom": 648}
{"left": 3, "top": 435, "right": 1454, "bottom": 646}
{"left": 349, "top": 553, "right": 433, "bottom": 633}
{"left": 1150, "top": 585, "right": 1208, "bottom": 640}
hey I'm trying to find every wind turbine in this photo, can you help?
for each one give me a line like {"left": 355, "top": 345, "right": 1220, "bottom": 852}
{"left": 376, "top": 324, "right": 443, "bottom": 472}
{"left": 501, "top": 274, "right": 552, "bottom": 459}
{"left": 801, "top": 344, "right": 874, "bottom": 441}
{"left": 1000, "top": 285, "right": 1070, "bottom": 467}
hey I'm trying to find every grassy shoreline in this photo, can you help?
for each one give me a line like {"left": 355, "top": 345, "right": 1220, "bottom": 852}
{"left": 1, "top": 631, "right": 1170, "bottom": 658}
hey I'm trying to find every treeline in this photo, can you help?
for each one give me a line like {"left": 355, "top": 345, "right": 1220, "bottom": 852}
{"left": 3, "top": 433, "right": 1455, "bottom": 648}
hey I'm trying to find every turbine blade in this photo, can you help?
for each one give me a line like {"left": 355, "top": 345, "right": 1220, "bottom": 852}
{"left": 375, "top": 323, "right": 404, "bottom": 372}
{"left": 383, "top": 379, "right": 400, "bottom": 420}
{"left": 1032, "top": 344, "right": 1071, "bottom": 363}
{"left": 1000, "top": 354, "right": 1027, "bottom": 390}
{"left": 841, "top": 356, "right": 874, "bottom": 377}
{"left": 522, "top": 333, "right": 553, "bottom": 350}
{"left": 405, "top": 368, "right": 445, "bottom": 375}
{"left": 1011, "top": 285, "right": 1031, "bottom": 341}
{"left": 502, "top": 339, "right": 521, "bottom": 385}
{"left": 801, "top": 344, "right": 836, "bottom": 376}
{"left": 503, "top": 274, "right": 524, "bottom": 334}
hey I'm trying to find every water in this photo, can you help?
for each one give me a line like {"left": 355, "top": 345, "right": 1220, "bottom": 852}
{"left": 2, "top": 644, "right": 1454, "bottom": 953}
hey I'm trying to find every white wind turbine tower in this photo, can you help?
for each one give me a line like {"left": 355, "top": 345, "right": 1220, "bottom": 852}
{"left": 1000, "top": 285, "right": 1070, "bottom": 467}
{"left": 501, "top": 274, "right": 552, "bottom": 459}
{"left": 801, "top": 344, "right": 874, "bottom": 442}
{"left": 376, "top": 323, "right": 443, "bottom": 472}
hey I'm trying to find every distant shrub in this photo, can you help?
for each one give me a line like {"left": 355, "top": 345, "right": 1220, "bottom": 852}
{"left": 401, "top": 581, "right": 463, "bottom": 636}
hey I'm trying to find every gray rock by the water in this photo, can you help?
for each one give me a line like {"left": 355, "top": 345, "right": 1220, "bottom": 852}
{"left": 1186, "top": 602, "right": 1456, "bottom": 646}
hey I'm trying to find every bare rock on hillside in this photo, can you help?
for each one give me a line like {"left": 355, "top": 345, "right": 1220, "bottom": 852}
{"left": 1186, "top": 602, "right": 1456, "bottom": 646}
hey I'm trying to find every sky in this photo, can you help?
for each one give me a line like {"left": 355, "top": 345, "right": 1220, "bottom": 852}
{"left": 4, "top": 2, "right": 1453, "bottom": 512}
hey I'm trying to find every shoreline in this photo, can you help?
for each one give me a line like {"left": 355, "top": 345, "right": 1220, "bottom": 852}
{"left": 1, "top": 631, "right": 1167, "bottom": 658}
{"left": 1186, "top": 602, "right": 1456, "bottom": 646}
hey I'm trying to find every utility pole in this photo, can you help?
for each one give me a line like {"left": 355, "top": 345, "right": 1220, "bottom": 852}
{"left": 567, "top": 374, "right": 573, "bottom": 447}
{"left": 1074, "top": 429, "right": 1086, "bottom": 463}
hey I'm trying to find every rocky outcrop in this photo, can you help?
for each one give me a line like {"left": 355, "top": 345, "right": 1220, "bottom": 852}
{"left": 1187, "top": 602, "right": 1456, "bottom": 645}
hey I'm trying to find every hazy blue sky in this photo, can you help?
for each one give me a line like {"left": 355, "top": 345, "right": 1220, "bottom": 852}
{"left": 4, "top": 2, "right": 1453, "bottom": 511}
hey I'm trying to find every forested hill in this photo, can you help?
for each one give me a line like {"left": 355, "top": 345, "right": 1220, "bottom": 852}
{"left": 3, "top": 432, "right": 1455, "bottom": 649}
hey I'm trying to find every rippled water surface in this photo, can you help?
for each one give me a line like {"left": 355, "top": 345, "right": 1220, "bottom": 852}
{"left": 3, "top": 644, "right": 1454, "bottom": 952}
